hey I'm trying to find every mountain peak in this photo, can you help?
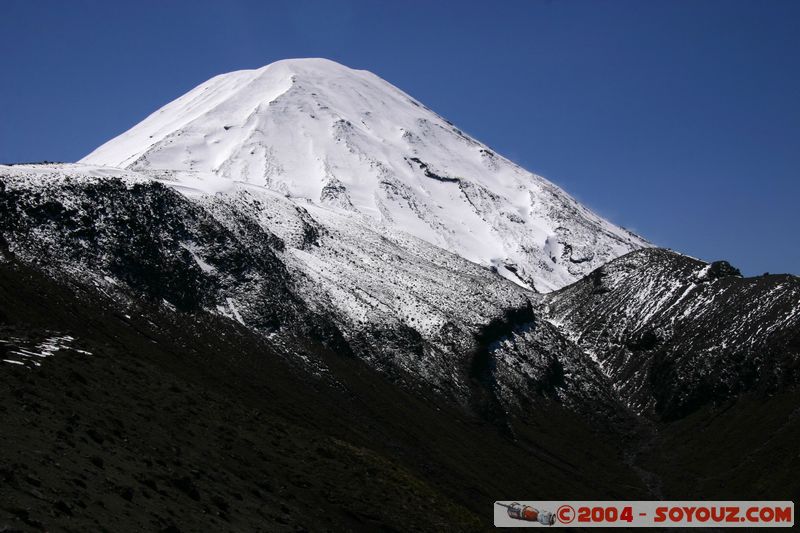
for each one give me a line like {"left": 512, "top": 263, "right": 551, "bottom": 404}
{"left": 258, "top": 57, "right": 363, "bottom": 72}
{"left": 80, "top": 59, "right": 647, "bottom": 291}
{"left": 222, "top": 58, "right": 369, "bottom": 82}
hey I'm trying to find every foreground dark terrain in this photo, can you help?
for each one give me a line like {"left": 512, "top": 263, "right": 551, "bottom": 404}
{"left": 2, "top": 254, "right": 799, "bottom": 531}
{"left": 0, "top": 258, "right": 646, "bottom": 532}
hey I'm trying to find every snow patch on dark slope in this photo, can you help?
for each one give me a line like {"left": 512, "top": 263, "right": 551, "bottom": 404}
{"left": 80, "top": 58, "right": 647, "bottom": 292}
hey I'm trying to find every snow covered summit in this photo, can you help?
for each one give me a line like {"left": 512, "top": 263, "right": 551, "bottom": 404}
{"left": 81, "top": 58, "right": 647, "bottom": 291}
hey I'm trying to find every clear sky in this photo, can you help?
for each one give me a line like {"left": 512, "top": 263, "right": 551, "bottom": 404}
{"left": 1, "top": 0, "right": 798, "bottom": 276}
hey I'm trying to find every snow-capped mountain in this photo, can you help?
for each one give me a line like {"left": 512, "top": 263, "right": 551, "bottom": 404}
{"left": 3, "top": 58, "right": 800, "bottom": 530}
{"left": 5, "top": 58, "right": 795, "bottom": 423}
{"left": 81, "top": 58, "right": 647, "bottom": 292}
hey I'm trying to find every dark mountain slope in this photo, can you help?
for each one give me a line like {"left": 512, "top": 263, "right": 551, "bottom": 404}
{"left": 0, "top": 170, "right": 628, "bottom": 425}
{"left": 0, "top": 258, "right": 649, "bottom": 532}
{"left": 0, "top": 176, "right": 346, "bottom": 347}
{"left": 1, "top": 168, "right": 798, "bottom": 530}
{"left": 542, "top": 248, "right": 800, "bottom": 420}
{"left": 642, "top": 389, "right": 800, "bottom": 501}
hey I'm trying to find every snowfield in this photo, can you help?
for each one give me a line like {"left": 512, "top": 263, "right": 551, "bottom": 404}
{"left": 81, "top": 58, "right": 648, "bottom": 292}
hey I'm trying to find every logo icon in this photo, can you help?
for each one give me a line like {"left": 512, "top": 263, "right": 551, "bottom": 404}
{"left": 496, "top": 502, "right": 556, "bottom": 526}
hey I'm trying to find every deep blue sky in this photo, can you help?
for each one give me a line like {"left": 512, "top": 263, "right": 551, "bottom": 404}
{"left": 2, "top": 0, "right": 798, "bottom": 276}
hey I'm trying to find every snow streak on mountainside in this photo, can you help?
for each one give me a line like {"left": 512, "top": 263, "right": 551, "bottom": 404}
{"left": 81, "top": 58, "right": 647, "bottom": 291}
{"left": 541, "top": 249, "right": 800, "bottom": 419}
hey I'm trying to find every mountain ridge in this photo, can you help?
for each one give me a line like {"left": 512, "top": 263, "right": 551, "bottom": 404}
{"left": 541, "top": 247, "right": 800, "bottom": 420}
